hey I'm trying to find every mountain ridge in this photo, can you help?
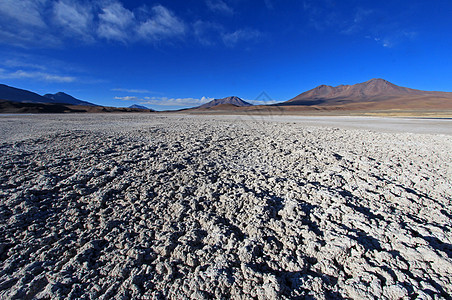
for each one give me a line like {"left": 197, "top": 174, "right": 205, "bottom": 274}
{"left": 0, "top": 84, "right": 59, "bottom": 104}
{"left": 278, "top": 78, "right": 452, "bottom": 106}
{"left": 0, "top": 84, "right": 97, "bottom": 106}
{"left": 197, "top": 96, "right": 252, "bottom": 109}
{"left": 43, "top": 92, "right": 96, "bottom": 106}
{"left": 129, "top": 104, "right": 151, "bottom": 110}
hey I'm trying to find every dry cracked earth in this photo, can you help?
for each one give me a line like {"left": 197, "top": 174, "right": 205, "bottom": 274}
{"left": 0, "top": 114, "right": 451, "bottom": 299}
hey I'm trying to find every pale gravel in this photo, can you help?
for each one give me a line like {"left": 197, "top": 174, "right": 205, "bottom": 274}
{"left": 0, "top": 114, "right": 451, "bottom": 299}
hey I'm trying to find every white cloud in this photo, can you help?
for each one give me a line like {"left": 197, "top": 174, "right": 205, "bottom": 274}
{"left": 0, "top": 28, "right": 61, "bottom": 48}
{"left": 0, "top": 69, "right": 76, "bottom": 82}
{"left": 0, "top": 0, "right": 47, "bottom": 28}
{"left": 53, "top": 0, "right": 94, "bottom": 40}
{"left": 303, "top": 0, "right": 342, "bottom": 31}
{"left": 115, "top": 95, "right": 213, "bottom": 107}
{"left": 3, "top": 59, "right": 48, "bottom": 71}
{"left": 0, "top": 0, "right": 261, "bottom": 49}
{"left": 193, "top": 21, "right": 263, "bottom": 47}
{"left": 113, "top": 88, "right": 156, "bottom": 94}
{"left": 353, "top": 8, "right": 374, "bottom": 24}
{"left": 115, "top": 96, "right": 139, "bottom": 101}
{"left": 246, "top": 99, "right": 279, "bottom": 105}
{"left": 206, "top": 0, "right": 233, "bottom": 14}
{"left": 98, "top": 1, "right": 134, "bottom": 42}
{"left": 0, "top": 0, "right": 187, "bottom": 47}
{"left": 371, "top": 30, "right": 417, "bottom": 48}
{"left": 0, "top": 0, "right": 61, "bottom": 47}
{"left": 303, "top": 2, "right": 418, "bottom": 49}
{"left": 193, "top": 20, "right": 224, "bottom": 46}
{"left": 0, "top": 51, "right": 90, "bottom": 75}
{"left": 137, "top": 5, "right": 186, "bottom": 41}
{"left": 142, "top": 96, "right": 213, "bottom": 106}
{"left": 222, "top": 29, "right": 262, "bottom": 46}
{"left": 341, "top": 9, "right": 376, "bottom": 36}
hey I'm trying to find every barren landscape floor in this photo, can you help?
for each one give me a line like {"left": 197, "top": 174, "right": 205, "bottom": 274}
{"left": 0, "top": 114, "right": 451, "bottom": 299}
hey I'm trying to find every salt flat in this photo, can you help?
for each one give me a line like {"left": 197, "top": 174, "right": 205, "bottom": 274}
{"left": 0, "top": 114, "right": 451, "bottom": 299}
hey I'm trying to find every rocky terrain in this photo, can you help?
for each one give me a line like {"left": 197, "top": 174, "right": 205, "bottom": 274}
{"left": 0, "top": 114, "right": 451, "bottom": 299}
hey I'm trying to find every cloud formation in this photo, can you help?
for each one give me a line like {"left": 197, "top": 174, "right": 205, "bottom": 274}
{"left": 193, "top": 20, "right": 222, "bottom": 46}
{"left": 115, "top": 95, "right": 214, "bottom": 107}
{"left": 0, "top": 0, "right": 60, "bottom": 47}
{"left": 0, "top": 0, "right": 187, "bottom": 47}
{"left": 246, "top": 99, "right": 279, "bottom": 105}
{"left": 303, "top": 0, "right": 417, "bottom": 48}
{"left": 115, "top": 96, "right": 139, "bottom": 101}
{"left": 112, "top": 88, "right": 157, "bottom": 94}
{"left": 193, "top": 21, "right": 262, "bottom": 47}
{"left": 0, "top": 51, "right": 106, "bottom": 84}
{"left": 0, "top": 0, "right": 46, "bottom": 28}
{"left": 137, "top": 5, "right": 186, "bottom": 41}
{"left": 0, "top": 0, "right": 262, "bottom": 49}
{"left": 97, "top": 1, "right": 134, "bottom": 42}
{"left": 53, "top": 0, "right": 94, "bottom": 41}
{"left": 114, "top": 94, "right": 281, "bottom": 107}
{"left": 205, "top": 0, "right": 233, "bottom": 15}
{"left": 0, "top": 69, "right": 76, "bottom": 83}
{"left": 222, "top": 29, "right": 262, "bottom": 46}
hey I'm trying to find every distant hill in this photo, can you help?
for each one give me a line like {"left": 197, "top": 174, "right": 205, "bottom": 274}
{"left": 0, "top": 99, "right": 87, "bottom": 113}
{"left": 0, "top": 99, "right": 156, "bottom": 114}
{"left": 129, "top": 104, "right": 149, "bottom": 110}
{"left": 43, "top": 92, "right": 96, "bottom": 106}
{"left": 0, "top": 84, "right": 59, "bottom": 104}
{"left": 197, "top": 96, "right": 252, "bottom": 109}
{"left": 278, "top": 78, "right": 452, "bottom": 107}
{"left": 0, "top": 84, "right": 97, "bottom": 106}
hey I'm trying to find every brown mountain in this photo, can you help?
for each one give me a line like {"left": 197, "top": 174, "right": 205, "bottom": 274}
{"left": 278, "top": 79, "right": 452, "bottom": 108}
{"left": 197, "top": 96, "right": 252, "bottom": 109}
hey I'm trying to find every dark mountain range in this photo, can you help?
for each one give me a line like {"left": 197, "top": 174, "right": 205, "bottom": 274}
{"left": 278, "top": 78, "right": 452, "bottom": 106}
{"left": 0, "top": 84, "right": 59, "bottom": 104}
{"left": 43, "top": 92, "right": 96, "bottom": 106}
{"left": 0, "top": 84, "right": 97, "bottom": 106}
{"left": 0, "top": 83, "right": 157, "bottom": 113}
{"left": 129, "top": 104, "right": 149, "bottom": 110}
{"left": 197, "top": 96, "right": 252, "bottom": 109}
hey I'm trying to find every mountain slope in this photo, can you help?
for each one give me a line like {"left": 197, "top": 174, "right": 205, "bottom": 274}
{"left": 198, "top": 96, "right": 252, "bottom": 109}
{"left": 129, "top": 104, "right": 149, "bottom": 110}
{"left": 43, "top": 92, "right": 96, "bottom": 106}
{"left": 279, "top": 79, "right": 452, "bottom": 106}
{"left": 0, "top": 84, "right": 97, "bottom": 106}
{"left": 0, "top": 84, "right": 59, "bottom": 104}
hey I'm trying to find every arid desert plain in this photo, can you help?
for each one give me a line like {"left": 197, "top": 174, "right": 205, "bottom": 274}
{"left": 0, "top": 113, "right": 451, "bottom": 299}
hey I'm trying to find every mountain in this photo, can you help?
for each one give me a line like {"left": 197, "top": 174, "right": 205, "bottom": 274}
{"left": 197, "top": 96, "right": 253, "bottom": 109}
{"left": 0, "top": 84, "right": 59, "bottom": 104}
{"left": 129, "top": 104, "right": 149, "bottom": 110}
{"left": 278, "top": 78, "right": 452, "bottom": 107}
{"left": 43, "top": 92, "right": 96, "bottom": 106}
{"left": 0, "top": 84, "right": 97, "bottom": 106}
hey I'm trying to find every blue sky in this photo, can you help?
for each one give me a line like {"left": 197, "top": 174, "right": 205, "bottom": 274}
{"left": 0, "top": 0, "right": 451, "bottom": 110}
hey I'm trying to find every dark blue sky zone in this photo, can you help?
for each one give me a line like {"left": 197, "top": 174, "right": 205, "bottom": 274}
{"left": 0, "top": 0, "right": 451, "bottom": 110}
